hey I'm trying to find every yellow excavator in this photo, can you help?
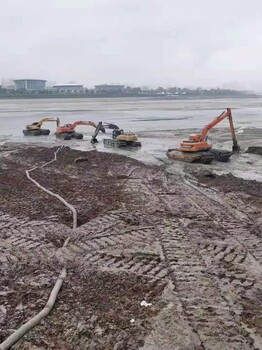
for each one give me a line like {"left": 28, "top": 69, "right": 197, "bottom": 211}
{"left": 103, "top": 127, "right": 142, "bottom": 147}
{"left": 23, "top": 118, "right": 59, "bottom": 136}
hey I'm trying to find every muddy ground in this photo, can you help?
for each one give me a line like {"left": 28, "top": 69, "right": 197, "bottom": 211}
{"left": 246, "top": 146, "right": 262, "bottom": 156}
{"left": 187, "top": 168, "right": 262, "bottom": 221}
{"left": 0, "top": 145, "right": 262, "bottom": 350}
{"left": 0, "top": 146, "right": 145, "bottom": 227}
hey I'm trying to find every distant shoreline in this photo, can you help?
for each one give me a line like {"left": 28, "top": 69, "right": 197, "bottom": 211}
{"left": 0, "top": 94, "right": 260, "bottom": 100}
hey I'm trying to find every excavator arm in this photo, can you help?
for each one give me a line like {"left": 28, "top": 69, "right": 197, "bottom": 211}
{"left": 228, "top": 113, "right": 240, "bottom": 152}
{"left": 200, "top": 108, "right": 239, "bottom": 152}
{"left": 102, "top": 122, "right": 119, "bottom": 130}
{"left": 91, "top": 122, "right": 119, "bottom": 143}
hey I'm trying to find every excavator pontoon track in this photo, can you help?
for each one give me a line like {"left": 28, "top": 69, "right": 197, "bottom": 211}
{"left": 23, "top": 129, "right": 50, "bottom": 136}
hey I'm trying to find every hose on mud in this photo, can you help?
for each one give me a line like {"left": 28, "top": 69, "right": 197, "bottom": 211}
{"left": 0, "top": 269, "right": 66, "bottom": 350}
{"left": 0, "top": 146, "right": 77, "bottom": 350}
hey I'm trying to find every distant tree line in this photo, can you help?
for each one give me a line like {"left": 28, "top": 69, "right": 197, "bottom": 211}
{"left": 0, "top": 85, "right": 255, "bottom": 99}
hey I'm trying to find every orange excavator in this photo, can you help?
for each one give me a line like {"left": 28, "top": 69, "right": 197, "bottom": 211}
{"left": 55, "top": 120, "right": 99, "bottom": 140}
{"left": 55, "top": 119, "right": 119, "bottom": 141}
{"left": 167, "top": 108, "right": 240, "bottom": 163}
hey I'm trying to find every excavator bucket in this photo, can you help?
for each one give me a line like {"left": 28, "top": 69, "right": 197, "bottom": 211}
{"left": 232, "top": 144, "right": 240, "bottom": 153}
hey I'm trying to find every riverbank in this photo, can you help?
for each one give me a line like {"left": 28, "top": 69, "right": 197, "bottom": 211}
{"left": 0, "top": 145, "right": 261, "bottom": 349}
{"left": 0, "top": 94, "right": 259, "bottom": 100}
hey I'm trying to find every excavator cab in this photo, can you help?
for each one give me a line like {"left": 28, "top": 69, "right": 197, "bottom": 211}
{"left": 188, "top": 134, "right": 202, "bottom": 142}
{"left": 180, "top": 134, "right": 211, "bottom": 152}
{"left": 112, "top": 129, "right": 122, "bottom": 139}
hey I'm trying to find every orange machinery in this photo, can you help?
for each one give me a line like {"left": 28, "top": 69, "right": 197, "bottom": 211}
{"left": 55, "top": 120, "right": 119, "bottom": 141}
{"left": 180, "top": 108, "right": 240, "bottom": 153}
{"left": 167, "top": 108, "right": 240, "bottom": 163}
{"left": 55, "top": 120, "right": 99, "bottom": 140}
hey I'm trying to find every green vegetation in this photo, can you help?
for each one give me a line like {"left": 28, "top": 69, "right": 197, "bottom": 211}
{"left": 0, "top": 85, "right": 256, "bottom": 99}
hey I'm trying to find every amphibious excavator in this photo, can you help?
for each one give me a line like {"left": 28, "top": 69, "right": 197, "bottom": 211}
{"left": 103, "top": 127, "right": 142, "bottom": 147}
{"left": 56, "top": 120, "right": 99, "bottom": 140}
{"left": 56, "top": 120, "right": 119, "bottom": 141}
{"left": 23, "top": 118, "right": 59, "bottom": 136}
{"left": 167, "top": 108, "right": 240, "bottom": 164}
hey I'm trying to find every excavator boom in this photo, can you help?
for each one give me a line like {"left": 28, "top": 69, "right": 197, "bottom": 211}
{"left": 200, "top": 108, "right": 231, "bottom": 141}
{"left": 56, "top": 121, "right": 97, "bottom": 134}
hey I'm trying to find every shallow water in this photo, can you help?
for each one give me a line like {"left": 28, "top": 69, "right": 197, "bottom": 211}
{"left": 0, "top": 97, "right": 261, "bottom": 180}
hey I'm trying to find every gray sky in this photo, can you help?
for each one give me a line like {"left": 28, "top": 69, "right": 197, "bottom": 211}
{"left": 1, "top": 0, "right": 262, "bottom": 89}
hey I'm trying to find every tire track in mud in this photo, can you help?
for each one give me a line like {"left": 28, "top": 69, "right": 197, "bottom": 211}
{"left": 137, "top": 173, "right": 261, "bottom": 349}
{"left": 0, "top": 213, "right": 71, "bottom": 270}
{"left": 1, "top": 160, "right": 261, "bottom": 349}
{"left": 155, "top": 221, "right": 252, "bottom": 350}
{"left": 0, "top": 163, "right": 168, "bottom": 350}
{"left": 136, "top": 185, "right": 253, "bottom": 349}
{"left": 0, "top": 165, "right": 141, "bottom": 269}
{"left": 61, "top": 222, "right": 169, "bottom": 280}
{"left": 180, "top": 181, "right": 262, "bottom": 267}
{"left": 177, "top": 184, "right": 262, "bottom": 348}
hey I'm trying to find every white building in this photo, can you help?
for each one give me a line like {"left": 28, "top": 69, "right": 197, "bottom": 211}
{"left": 53, "top": 84, "right": 84, "bottom": 93}
{"left": 14, "top": 79, "right": 46, "bottom": 91}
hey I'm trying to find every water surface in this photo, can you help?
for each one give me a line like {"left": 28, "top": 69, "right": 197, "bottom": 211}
{"left": 0, "top": 97, "right": 261, "bottom": 180}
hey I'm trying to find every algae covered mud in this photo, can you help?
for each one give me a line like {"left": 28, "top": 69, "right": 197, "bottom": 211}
{"left": 1, "top": 96, "right": 261, "bottom": 181}
{"left": 0, "top": 145, "right": 261, "bottom": 349}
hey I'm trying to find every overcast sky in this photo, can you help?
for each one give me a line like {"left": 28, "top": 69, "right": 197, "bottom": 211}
{"left": 1, "top": 0, "right": 262, "bottom": 89}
